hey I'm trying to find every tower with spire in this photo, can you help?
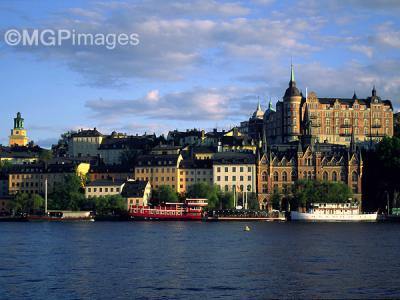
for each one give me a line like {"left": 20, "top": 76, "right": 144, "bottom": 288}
{"left": 283, "top": 63, "right": 302, "bottom": 143}
{"left": 9, "top": 112, "right": 29, "bottom": 147}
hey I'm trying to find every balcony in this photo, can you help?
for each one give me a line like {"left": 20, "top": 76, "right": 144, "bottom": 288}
{"left": 311, "top": 122, "right": 321, "bottom": 127}
{"left": 371, "top": 124, "right": 381, "bottom": 128}
{"left": 340, "top": 124, "right": 352, "bottom": 128}
{"left": 339, "top": 133, "right": 351, "bottom": 137}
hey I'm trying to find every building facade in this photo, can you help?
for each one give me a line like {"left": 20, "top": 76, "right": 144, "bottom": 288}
{"left": 85, "top": 179, "right": 125, "bottom": 198}
{"left": 212, "top": 152, "right": 256, "bottom": 193}
{"left": 178, "top": 159, "right": 213, "bottom": 193}
{"left": 256, "top": 132, "right": 363, "bottom": 210}
{"left": 264, "top": 65, "right": 394, "bottom": 146}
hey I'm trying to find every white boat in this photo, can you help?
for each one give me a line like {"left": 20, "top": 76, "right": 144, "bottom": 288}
{"left": 290, "top": 203, "right": 378, "bottom": 222}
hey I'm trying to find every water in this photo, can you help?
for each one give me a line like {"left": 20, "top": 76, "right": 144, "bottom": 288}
{"left": 1, "top": 222, "right": 400, "bottom": 299}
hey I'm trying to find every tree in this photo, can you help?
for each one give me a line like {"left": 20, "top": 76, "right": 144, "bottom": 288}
{"left": 119, "top": 149, "right": 140, "bottom": 165}
{"left": 9, "top": 193, "right": 44, "bottom": 214}
{"left": 363, "top": 136, "right": 400, "bottom": 211}
{"left": 292, "top": 180, "right": 353, "bottom": 210}
{"left": 157, "top": 185, "right": 179, "bottom": 203}
{"left": 49, "top": 174, "right": 85, "bottom": 210}
{"left": 0, "top": 160, "right": 12, "bottom": 172}
{"left": 39, "top": 149, "right": 53, "bottom": 162}
{"left": 271, "top": 188, "right": 282, "bottom": 210}
{"left": 219, "top": 192, "right": 234, "bottom": 209}
{"left": 90, "top": 195, "right": 126, "bottom": 215}
{"left": 187, "top": 183, "right": 220, "bottom": 209}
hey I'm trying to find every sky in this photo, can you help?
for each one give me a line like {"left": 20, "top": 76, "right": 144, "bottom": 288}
{"left": 0, "top": 0, "right": 399, "bottom": 148}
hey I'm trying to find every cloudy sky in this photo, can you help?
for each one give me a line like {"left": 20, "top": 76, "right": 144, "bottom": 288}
{"left": 0, "top": 0, "right": 399, "bottom": 147}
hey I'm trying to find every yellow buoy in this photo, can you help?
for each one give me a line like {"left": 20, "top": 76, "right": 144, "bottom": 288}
{"left": 244, "top": 225, "right": 250, "bottom": 231}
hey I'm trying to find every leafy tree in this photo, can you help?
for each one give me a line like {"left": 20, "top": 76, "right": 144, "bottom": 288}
{"left": 49, "top": 174, "right": 85, "bottom": 210}
{"left": 9, "top": 193, "right": 44, "bottom": 214}
{"left": 292, "top": 180, "right": 353, "bottom": 210}
{"left": 39, "top": 149, "right": 53, "bottom": 162}
{"left": 155, "top": 185, "right": 179, "bottom": 203}
{"left": 119, "top": 149, "right": 141, "bottom": 166}
{"left": 363, "top": 136, "right": 400, "bottom": 211}
{"left": 271, "top": 188, "right": 282, "bottom": 210}
{"left": 187, "top": 182, "right": 220, "bottom": 209}
{"left": 219, "top": 192, "right": 234, "bottom": 209}
{"left": 0, "top": 160, "right": 13, "bottom": 172}
{"left": 89, "top": 195, "right": 126, "bottom": 215}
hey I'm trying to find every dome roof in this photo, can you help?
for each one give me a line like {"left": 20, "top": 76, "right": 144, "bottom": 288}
{"left": 251, "top": 101, "right": 264, "bottom": 120}
{"left": 284, "top": 64, "right": 301, "bottom": 98}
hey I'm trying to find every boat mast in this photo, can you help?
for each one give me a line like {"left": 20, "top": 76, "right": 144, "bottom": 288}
{"left": 45, "top": 178, "right": 48, "bottom": 214}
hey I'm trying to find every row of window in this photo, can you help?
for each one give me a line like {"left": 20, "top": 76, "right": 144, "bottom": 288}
{"left": 260, "top": 171, "right": 358, "bottom": 182}
{"left": 138, "top": 168, "right": 176, "bottom": 174}
{"left": 216, "top": 166, "right": 252, "bottom": 172}
{"left": 87, "top": 187, "right": 120, "bottom": 193}
{"left": 219, "top": 184, "right": 253, "bottom": 192}
{"left": 216, "top": 175, "right": 252, "bottom": 182}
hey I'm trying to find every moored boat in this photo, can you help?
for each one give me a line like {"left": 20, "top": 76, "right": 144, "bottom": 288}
{"left": 290, "top": 203, "right": 378, "bottom": 222}
{"left": 128, "top": 198, "right": 207, "bottom": 220}
{"left": 27, "top": 210, "right": 95, "bottom": 221}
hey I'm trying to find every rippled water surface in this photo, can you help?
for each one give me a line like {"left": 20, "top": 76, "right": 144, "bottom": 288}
{"left": 1, "top": 222, "right": 400, "bottom": 299}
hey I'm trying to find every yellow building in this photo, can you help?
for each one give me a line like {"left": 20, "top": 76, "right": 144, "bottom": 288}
{"left": 8, "top": 162, "right": 90, "bottom": 195}
{"left": 178, "top": 159, "right": 213, "bottom": 193}
{"left": 135, "top": 154, "right": 182, "bottom": 192}
{"left": 9, "top": 112, "right": 28, "bottom": 147}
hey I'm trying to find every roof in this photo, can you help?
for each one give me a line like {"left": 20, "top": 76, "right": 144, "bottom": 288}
{"left": 191, "top": 146, "right": 216, "bottom": 154}
{"left": 151, "top": 144, "right": 183, "bottom": 151}
{"left": 89, "top": 164, "right": 134, "bottom": 173}
{"left": 0, "top": 145, "right": 41, "bottom": 159}
{"left": 71, "top": 128, "right": 103, "bottom": 138}
{"left": 179, "top": 159, "right": 213, "bottom": 169}
{"left": 136, "top": 154, "right": 181, "bottom": 167}
{"left": 121, "top": 180, "right": 149, "bottom": 198}
{"left": 307, "top": 96, "right": 393, "bottom": 110}
{"left": 86, "top": 179, "right": 125, "bottom": 187}
{"left": 8, "top": 162, "right": 79, "bottom": 174}
{"left": 213, "top": 152, "right": 255, "bottom": 165}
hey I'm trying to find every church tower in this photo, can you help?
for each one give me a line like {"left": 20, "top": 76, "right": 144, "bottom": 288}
{"left": 283, "top": 64, "right": 302, "bottom": 142}
{"left": 9, "top": 112, "right": 29, "bottom": 147}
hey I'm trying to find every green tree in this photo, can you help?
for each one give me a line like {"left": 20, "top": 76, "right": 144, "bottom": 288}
{"left": 156, "top": 185, "right": 179, "bottom": 203}
{"left": 49, "top": 174, "right": 85, "bottom": 210}
{"left": 39, "top": 149, "right": 53, "bottom": 162}
{"left": 219, "top": 192, "right": 234, "bottom": 209}
{"left": 0, "top": 160, "right": 12, "bottom": 172}
{"left": 187, "top": 183, "right": 220, "bottom": 209}
{"left": 271, "top": 188, "right": 282, "bottom": 210}
{"left": 119, "top": 149, "right": 141, "bottom": 165}
{"left": 292, "top": 180, "right": 353, "bottom": 210}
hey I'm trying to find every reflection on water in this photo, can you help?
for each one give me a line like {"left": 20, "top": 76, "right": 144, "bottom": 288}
{"left": 1, "top": 222, "right": 400, "bottom": 299}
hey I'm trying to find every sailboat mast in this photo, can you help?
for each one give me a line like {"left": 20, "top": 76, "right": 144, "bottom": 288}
{"left": 45, "top": 178, "right": 48, "bottom": 214}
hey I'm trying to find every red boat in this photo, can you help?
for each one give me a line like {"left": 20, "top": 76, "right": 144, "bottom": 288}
{"left": 128, "top": 198, "right": 208, "bottom": 220}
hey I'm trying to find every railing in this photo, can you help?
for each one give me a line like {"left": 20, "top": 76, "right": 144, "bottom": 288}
{"left": 340, "top": 124, "right": 352, "bottom": 128}
{"left": 371, "top": 124, "right": 381, "bottom": 128}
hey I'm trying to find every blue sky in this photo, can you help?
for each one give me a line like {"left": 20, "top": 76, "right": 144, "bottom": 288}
{"left": 0, "top": 0, "right": 399, "bottom": 147}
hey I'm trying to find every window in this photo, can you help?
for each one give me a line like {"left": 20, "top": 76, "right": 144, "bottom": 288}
{"left": 217, "top": 176, "right": 221, "bottom": 181}
{"left": 352, "top": 171, "right": 358, "bottom": 182}
{"left": 240, "top": 176, "right": 244, "bottom": 181}
{"left": 340, "top": 171, "right": 346, "bottom": 182}
{"left": 225, "top": 167, "right": 228, "bottom": 172}
{"left": 225, "top": 185, "right": 229, "bottom": 192}
{"left": 247, "top": 185, "right": 251, "bottom": 191}
{"left": 248, "top": 167, "right": 251, "bottom": 172}
{"left": 240, "top": 167, "right": 243, "bottom": 172}
{"left": 87, "top": 188, "right": 91, "bottom": 192}
{"left": 273, "top": 171, "right": 279, "bottom": 181}
{"left": 332, "top": 171, "right": 337, "bottom": 181}
{"left": 232, "top": 167, "right": 236, "bottom": 172}
{"left": 232, "top": 176, "right": 236, "bottom": 181}
{"left": 225, "top": 176, "right": 228, "bottom": 181}
{"left": 282, "top": 171, "right": 287, "bottom": 182}
{"left": 262, "top": 184, "right": 268, "bottom": 193}
{"left": 291, "top": 171, "right": 296, "bottom": 181}
{"left": 262, "top": 172, "right": 268, "bottom": 182}
{"left": 323, "top": 171, "right": 328, "bottom": 181}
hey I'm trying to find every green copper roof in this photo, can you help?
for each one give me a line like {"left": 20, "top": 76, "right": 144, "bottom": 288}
{"left": 290, "top": 64, "right": 295, "bottom": 82}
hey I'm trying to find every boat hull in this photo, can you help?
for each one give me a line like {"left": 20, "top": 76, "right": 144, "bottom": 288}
{"left": 129, "top": 213, "right": 202, "bottom": 221}
{"left": 290, "top": 211, "right": 378, "bottom": 222}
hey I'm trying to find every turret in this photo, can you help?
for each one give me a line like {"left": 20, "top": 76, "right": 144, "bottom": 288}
{"left": 283, "top": 63, "right": 302, "bottom": 142}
